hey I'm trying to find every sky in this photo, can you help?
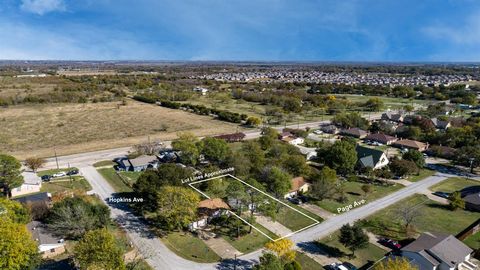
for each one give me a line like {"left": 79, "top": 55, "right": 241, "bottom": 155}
{"left": 0, "top": 0, "right": 479, "bottom": 61}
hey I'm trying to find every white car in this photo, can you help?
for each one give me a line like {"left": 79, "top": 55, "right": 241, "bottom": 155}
{"left": 52, "top": 172, "right": 66, "bottom": 178}
{"left": 313, "top": 130, "right": 323, "bottom": 135}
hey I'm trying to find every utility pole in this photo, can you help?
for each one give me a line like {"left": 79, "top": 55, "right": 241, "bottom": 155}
{"left": 234, "top": 254, "right": 237, "bottom": 270}
{"left": 54, "top": 147, "right": 59, "bottom": 170}
{"left": 469, "top": 158, "right": 475, "bottom": 174}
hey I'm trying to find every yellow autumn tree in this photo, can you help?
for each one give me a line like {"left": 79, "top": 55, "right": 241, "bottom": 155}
{"left": 373, "top": 257, "right": 418, "bottom": 270}
{"left": 264, "top": 239, "right": 296, "bottom": 263}
{"left": 0, "top": 219, "right": 39, "bottom": 270}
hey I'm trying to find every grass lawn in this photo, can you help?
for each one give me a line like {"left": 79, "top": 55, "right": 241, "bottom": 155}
{"left": 275, "top": 205, "right": 319, "bottom": 231}
{"left": 318, "top": 231, "right": 386, "bottom": 268}
{"left": 220, "top": 221, "right": 276, "bottom": 254}
{"left": 93, "top": 160, "right": 116, "bottom": 167}
{"left": 97, "top": 168, "right": 132, "bottom": 192}
{"left": 285, "top": 201, "right": 324, "bottom": 223}
{"left": 40, "top": 176, "right": 92, "bottom": 194}
{"left": 363, "top": 194, "right": 480, "bottom": 240}
{"left": 430, "top": 177, "right": 480, "bottom": 192}
{"left": 296, "top": 252, "right": 323, "bottom": 270}
{"left": 464, "top": 231, "right": 480, "bottom": 249}
{"left": 37, "top": 167, "right": 78, "bottom": 177}
{"left": 162, "top": 232, "right": 221, "bottom": 263}
{"left": 119, "top": 171, "right": 142, "bottom": 185}
{"left": 407, "top": 168, "right": 436, "bottom": 182}
{"left": 314, "top": 181, "right": 403, "bottom": 213}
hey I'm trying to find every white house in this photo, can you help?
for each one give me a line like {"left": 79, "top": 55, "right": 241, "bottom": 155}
{"left": 282, "top": 136, "right": 305, "bottom": 146}
{"left": 356, "top": 145, "right": 389, "bottom": 170}
{"left": 284, "top": 177, "right": 310, "bottom": 198}
{"left": 11, "top": 172, "right": 42, "bottom": 197}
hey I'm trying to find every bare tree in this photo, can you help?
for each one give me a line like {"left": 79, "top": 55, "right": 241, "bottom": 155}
{"left": 24, "top": 157, "right": 46, "bottom": 172}
{"left": 396, "top": 205, "right": 421, "bottom": 235}
{"left": 132, "top": 140, "right": 165, "bottom": 155}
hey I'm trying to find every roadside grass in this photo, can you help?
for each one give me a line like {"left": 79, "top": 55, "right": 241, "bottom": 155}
{"left": 317, "top": 231, "right": 386, "bottom": 268}
{"left": 407, "top": 168, "right": 436, "bottom": 182}
{"left": 2, "top": 101, "right": 240, "bottom": 159}
{"left": 93, "top": 160, "right": 116, "bottom": 168}
{"left": 162, "top": 232, "right": 221, "bottom": 263}
{"left": 97, "top": 168, "right": 133, "bottom": 192}
{"left": 37, "top": 167, "right": 78, "bottom": 177}
{"left": 314, "top": 181, "right": 403, "bottom": 213}
{"left": 219, "top": 220, "right": 277, "bottom": 253}
{"left": 284, "top": 201, "right": 324, "bottom": 223}
{"left": 464, "top": 231, "right": 480, "bottom": 249}
{"left": 295, "top": 252, "right": 323, "bottom": 270}
{"left": 274, "top": 205, "right": 319, "bottom": 232}
{"left": 362, "top": 194, "right": 480, "bottom": 240}
{"left": 119, "top": 171, "right": 142, "bottom": 184}
{"left": 40, "top": 176, "right": 92, "bottom": 194}
{"left": 430, "top": 177, "right": 480, "bottom": 192}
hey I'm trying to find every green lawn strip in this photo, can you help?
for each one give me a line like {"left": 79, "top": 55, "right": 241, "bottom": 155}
{"left": 463, "top": 231, "right": 480, "bottom": 249}
{"left": 407, "top": 168, "right": 436, "bottom": 182}
{"left": 295, "top": 252, "right": 323, "bottom": 270}
{"left": 118, "top": 171, "right": 142, "bottom": 185}
{"left": 41, "top": 176, "right": 92, "bottom": 194}
{"left": 37, "top": 167, "right": 79, "bottom": 177}
{"left": 318, "top": 231, "right": 386, "bottom": 268}
{"left": 430, "top": 177, "right": 480, "bottom": 193}
{"left": 97, "top": 168, "right": 132, "bottom": 192}
{"left": 363, "top": 194, "right": 480, "bottom": 240}
{"left": 161, "top": 232, "right": 221, "bottom": 263}
{"left": 275, "top": 205, "right": 318, "bottom": 232}
{"left": 93, "top": 160, "right": 116, "bottom": 167}
{"left": 284, "top": 201, "right": 324, "bottom": 223}
{"left": 314, "top": 181, "right": 403, "bottom": 213}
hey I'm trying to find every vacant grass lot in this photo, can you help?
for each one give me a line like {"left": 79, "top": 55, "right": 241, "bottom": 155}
{"left": 464, "top": 231, "right": 480, "bottom": 249}
{"left": 430, "top": 177, "right": 480, "bottom": 192}
{"left": 97, "top": 168, "right": 133, "bottom": 192}
{"left": 318, "top": 231, "right": 386, "bottom": 268}
{"left": 407, "top": 168, "right": 436, "bottom": 182}
{"left": 219, "top": 220, "right": 277, "bottom": 253}
{"left": 274, "top": 205, "right": 319, "bottom": 232}
{"left": 0, "top": 101, "right": 240, "bottom": 159}
{"left": 363, "top": 194, "right": 480, "bottom": 240}
{"left": 295, "top": 252, "right": 323, "bottom": 270}
{"left": 162, "top": 232, "right": 221, "bottom": 263}
{"left": 40, "top": 176, "right": 92, "bottom": 194}
{"left": 314, "top": 181, "right": 404, "bottom": 213}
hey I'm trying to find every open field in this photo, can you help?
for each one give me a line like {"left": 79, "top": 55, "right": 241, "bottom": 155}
{"left": 0, "top": 100, "right": 241, "bottom": 159}
{"left": 407, "top": 168, "right": 436, "bottom": 182}
{"left": 313, "top": 181, "right": 404, "bottom": 213}
{"left": 218, "top": 220, "right": 277, "bottom": 253}
{"left": 318, "top": 230, "right": 386, "bottom": 268}
{"left": 363, "top": 194, "right": 480, "bottom": 240}
{"left": 430, "top": 177, "right": 480, "bottom": 192}
{"left": 334, "top": 94, "right": 433, "bottom": 109}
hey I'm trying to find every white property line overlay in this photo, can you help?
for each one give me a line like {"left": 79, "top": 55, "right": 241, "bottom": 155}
{"left": 188, "top": 173, "right": 320, "bottom": 242}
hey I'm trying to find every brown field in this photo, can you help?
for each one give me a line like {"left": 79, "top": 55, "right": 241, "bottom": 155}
{"left": 0, "top": 101, "right": 242, "bottom": 159}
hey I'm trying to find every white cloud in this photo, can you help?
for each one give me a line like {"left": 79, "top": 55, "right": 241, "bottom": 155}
{"left": 20, "top": 0, "right": 65, "bottom": 15}
{"left": 423, "top": 11, "right": 480, "bottom": 45}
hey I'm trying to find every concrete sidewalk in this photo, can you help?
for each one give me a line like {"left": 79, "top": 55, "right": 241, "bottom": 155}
{"left": 299, "top": 203, "right": 335, "bottom": 220}
{"left": 202, "top": 236, "right": 242, "bottom": 259}
{"left": 255, "top": 215, "right": 293, "bottom": 237}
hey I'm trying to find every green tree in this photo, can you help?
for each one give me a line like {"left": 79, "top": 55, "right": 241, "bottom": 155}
{"left": 0, "top": 219, "right": 39, "bottom": 270}
{"left": 449, "top": 191, "right": 465, "bottom": 211}
{"left": 0, "top": 197, "right": 30, "bottom": 224}
{"left": 200, "top": 137, "right": 231, "bottom": 164}
{"left": 389, "top": 158, "right": 419, "bottom": 177}
{"left": 155, "top": 186, "right": 200, "bottom": 231}
{"left": 74, "top": 228, "right": 126, "bottom": 270}
{"left": 226, "top": 180, "right": 247, "bottom": 213}
{"left": 364, "top": 97, "right": 384, "bottom": 111}
{"left": 282, "top": 154, "right": 309, "bottom": 176}
{"left": 259, "top": 127, "right": 279, "bottom": 150}
{"left": 324, "top": 140, "right": 357, "bottom": 175}
{"left": 0, "top": 154, "right": 23, "bottom": 198}
{"left": 339, "top": 223, "right": 369, "bottom": 257}
{"left": 402, "top": 150, "right": 425, "bottom": 168}
{"left": 253, "top": 253, "right": 283, "bottom": 270}
{"left": 171, "top": 132, "right": 200, "bottom": 165}
{"left": 361, "top": 184, "right": 373, "bottom": 196}
{"left": 246, "top": 116, "right": 262, "bottom": 127}
{"left": 47, "top": 196, "right": 110, "bottom": 239}
{"left": 133, "top": 163, "right": 193, "bottom": 212}
{"left": 261, "top": 166, "right": 292, "bottom": 198}
{"left": 310, "top": 166, "right": 338, "bottom": 201}
{"left": 241, "top": 141, "right": 266, "bottom": 174}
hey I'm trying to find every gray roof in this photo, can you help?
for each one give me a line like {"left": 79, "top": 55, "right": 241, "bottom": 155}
{"left": 129, "top": 155, "right": 158, "bottom": 167}
{"left": 27, "top": 221, "right": 63, "bottom": 245}
{"left": 14, "top": 192, "right": 51, "bottom": 205}
{"left": 402, "top": 232, "right": 472, "bottom": 268}
{"left": 341, "top": 128, "right": 368, "bottom": 137}
{"left": 356, "top": 145, "right": 386, "bottom": 168}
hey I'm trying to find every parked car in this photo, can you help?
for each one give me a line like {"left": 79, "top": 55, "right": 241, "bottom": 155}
{"left": 342, "top": 262, "right": 358, "bottom": 270}
{"left": 67, "top": 169, "right": 79, "bottom": 176}
{"left": 328, "top": 263, "right": 349, "bottom": 270}
{"left": 41, "top": 175, "right": 51, "bottom": 182}
{"left": 379, "top": 238, "right": 401, "bottom": 249}
{"left": 52, "top": 172, "right": 66, "bottom": 178}
{"left": 432, "top": 191, "right": 450, "bottom": 199}
{"left": 288, "top": 197, "right": 302, "bottom": 205}
{"left": 297, "top": 195, "right": 309, "bottom": 203}
{"left": 313, "top": 130, "right": 323, "bottom": 135}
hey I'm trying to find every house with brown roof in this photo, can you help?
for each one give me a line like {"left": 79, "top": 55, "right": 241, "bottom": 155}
{"left": 400, "top": 232, "right": 476, "bottom": 270}
{"left": 214, "top": 132, "right": 246, "bottom": 142}
{"left": 189, "top": 198, "right": 230, "bottom": 231}
{"left": 284, "top": 177, "right": 310, "bottom": 198}
{"left": 393, "top": 139, "right": 428, "bottom": 152}
{"left": 382, "top": 111, "right": 405, "bottom": 123}
{"left": 341, "top": 127, "right": 369, "bottom": 139}
{"left": 364, "top": 133, "right": 398, "bottom": 145}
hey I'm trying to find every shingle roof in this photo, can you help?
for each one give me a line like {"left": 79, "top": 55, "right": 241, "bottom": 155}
{"left": 198, "top": 198, "right": 230, "bottom": 210}
{"left": 365, "top": 133, "right": 397, "bottom": 144}
{"left": 393, "top": 139, "right": 427, "bottom": 150}
{"left": 402, "top": 232, "right": 472, "bottom": 268}
{"left": 341, "top": 128, "right": 368, "bottom": 137}
{"left": 289, "top": 177, "right": 308, "bottom": 193}
{"left": 356, "top": 145, "right": 386, "bottom": 168}
{"left": 13, "top": 192, "right": 51, "bottom": 205}
{"left": 129, "top": 155, "right": 158, "bottom": 167}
